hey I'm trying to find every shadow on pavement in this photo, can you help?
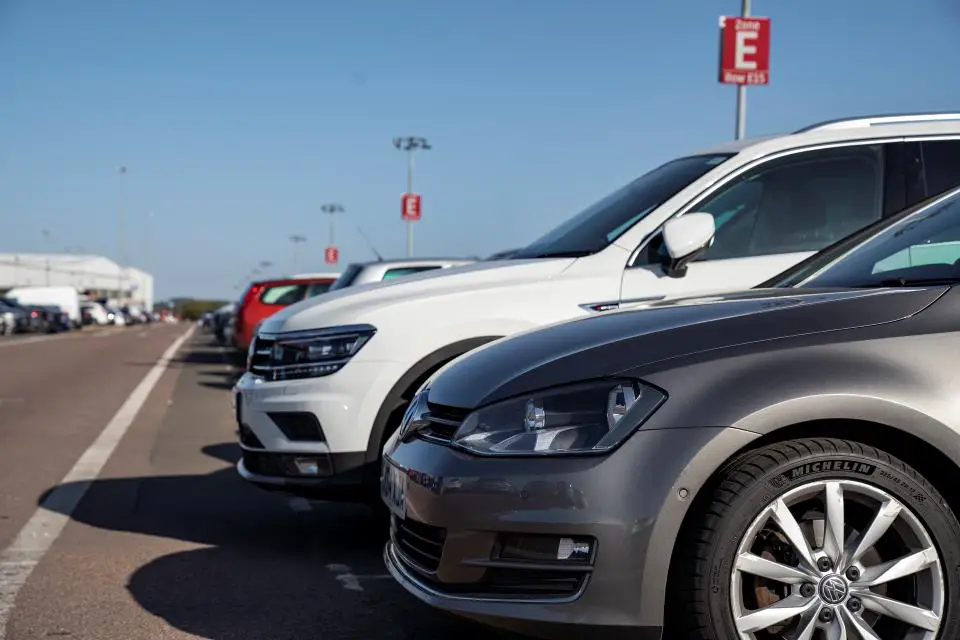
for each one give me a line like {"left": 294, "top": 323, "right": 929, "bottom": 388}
{"left": 38, "top": 443, "right": 520, "bottom": 640}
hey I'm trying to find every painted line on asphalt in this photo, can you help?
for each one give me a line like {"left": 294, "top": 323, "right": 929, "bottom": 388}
{"left": 325, "top": 564, "right": 392, "bottom": 592}
{"left": 0, "top": 324, "right": 196, "bottom": 639}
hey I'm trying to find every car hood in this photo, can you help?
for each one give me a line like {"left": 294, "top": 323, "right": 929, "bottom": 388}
{"left": 426, "top": 286, "right": 947, "bottom": 409}
{"left": 259, "top": 257, "right": 576, "bottom": 333}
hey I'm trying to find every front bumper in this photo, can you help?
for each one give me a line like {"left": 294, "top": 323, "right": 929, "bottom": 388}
{"left": 232, "top": 361, "right": 408, "bottom": 498}
{"left": 380, "top": 427, "right": 735, "bottom": 637}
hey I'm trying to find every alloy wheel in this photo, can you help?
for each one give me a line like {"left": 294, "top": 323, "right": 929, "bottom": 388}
{"left": 731, "top": 479, "right": 945, "bottom": 639}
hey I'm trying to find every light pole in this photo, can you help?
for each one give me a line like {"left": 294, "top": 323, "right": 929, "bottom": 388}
{"left": 289, "top": 234, "right": 306, "bottom": 271}
{"left": 320, "top": 203, "right": 343, "bottom": 252}
{"left": 117, "top": 166, "right": 127, "bottom": 300}
{"left": 41, "top": 229, "right": 52, "bottom": 285}
{"left": 144, "top": 210, "right": 154, "bottom": 275}
{"left": 393, "top": 136, "right": 431, "bottom": 257}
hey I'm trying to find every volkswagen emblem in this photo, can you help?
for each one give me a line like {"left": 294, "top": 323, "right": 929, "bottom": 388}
{"left": 818, "top": 575, "right": 848, "bottom": 605}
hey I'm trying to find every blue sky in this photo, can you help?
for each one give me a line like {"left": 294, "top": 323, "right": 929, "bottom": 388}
{"left": 1, "top": 0, "right": 959, "bottom": 299}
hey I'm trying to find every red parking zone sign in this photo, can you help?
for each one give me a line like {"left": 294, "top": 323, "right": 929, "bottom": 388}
{"left": 402, "top": 193, "right": 421, "bottom": 222}
{"left": 718, "top": 16, "right": 771, "bottom": 85}
{"left": 325, "top": 246, "right": 339, "bottom": 264}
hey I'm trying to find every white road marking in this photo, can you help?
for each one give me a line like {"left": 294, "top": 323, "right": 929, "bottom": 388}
{"left": 325, "top": 563, "right": 392, "bottom": 592}
{"left": 0, "top": 324, "right": 196, "bottom": 639}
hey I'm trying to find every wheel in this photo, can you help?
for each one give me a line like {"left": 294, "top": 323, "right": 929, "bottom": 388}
{"left": 674, "top": 437, "right": 960, "bottom": 640}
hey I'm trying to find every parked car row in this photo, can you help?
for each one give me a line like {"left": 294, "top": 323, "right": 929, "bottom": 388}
{"left": 221, "top": 258, "right": 475, "bottom": 355}
{"left": 232, "top": 113, "right": 960, "bottom": 639}
{"left": 0, "top": 285, "right": 163, "bottom": 336}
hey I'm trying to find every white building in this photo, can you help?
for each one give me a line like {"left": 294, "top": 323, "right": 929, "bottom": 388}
{"left": 0, "top": 253, "right": 154, "bottom": 311}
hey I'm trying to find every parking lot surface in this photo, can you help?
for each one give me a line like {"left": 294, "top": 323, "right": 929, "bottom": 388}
{"left": 0, "top": 325, "right": 522, "bottom": 640}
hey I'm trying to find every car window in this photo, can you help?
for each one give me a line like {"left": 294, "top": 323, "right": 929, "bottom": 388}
{"left": 639, "top": 145, "right": 886, "bottom": 265}
{"left": 779, "top": 189, "right": 960, "bottom": 288}
{"left": 382, "top": 266, "right": 442, "bottom": 280}
{"left": 259, "top": 284, "right": 308, "bottom": 305}
{"left": 305, "top": 281, "right": 333, "bottom": 298}
{"left": 510, "top": 154, "right": 733, "bottom": 259}
{"left": 919, "top": 140, "right": 960, "bottom": 198}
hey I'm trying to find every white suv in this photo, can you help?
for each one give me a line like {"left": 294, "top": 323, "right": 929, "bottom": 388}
{"left": 233, "top": 113, "right": 960, "bottom": 504}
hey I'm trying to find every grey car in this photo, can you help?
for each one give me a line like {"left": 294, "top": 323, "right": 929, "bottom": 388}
{"left": 381, "top": 185, "right": 960, "bottom": 640}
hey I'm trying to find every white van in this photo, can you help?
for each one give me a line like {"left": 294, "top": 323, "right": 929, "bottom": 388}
{"left": 5, "top": 286, "right": 82, "bottom": 328}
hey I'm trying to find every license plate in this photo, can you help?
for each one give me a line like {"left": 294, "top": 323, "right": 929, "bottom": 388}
{"left": 381, "top": 460, "right": 407, "bottom": 519}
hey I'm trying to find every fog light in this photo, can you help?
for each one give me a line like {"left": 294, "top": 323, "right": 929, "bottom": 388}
{"left": 294, "top": 458, "right": 321, "bottom": 475}
{"left": 556, "top": 537, "right": 592, "bottom": 561}
{"left": 498, "top": 534, "right": 595, "bottom": 564}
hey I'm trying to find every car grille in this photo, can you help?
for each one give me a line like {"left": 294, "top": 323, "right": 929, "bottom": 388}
{"left": 418, "top": 401, "right": 470, "bottom": 444}
{"left": 391, "top": 515, "right": 446, "bottom": 574}
{"left": 247, "top": 334, "right": 275, "bottom": 377}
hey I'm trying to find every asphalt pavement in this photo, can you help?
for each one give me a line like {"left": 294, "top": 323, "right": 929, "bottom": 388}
{"left": 0, "top": 324, "right": 523, "bottom": 640}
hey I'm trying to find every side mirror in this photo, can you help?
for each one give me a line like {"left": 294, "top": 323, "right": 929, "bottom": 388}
{"left": 660, "top": 212, "right": 716, "bottom": 278}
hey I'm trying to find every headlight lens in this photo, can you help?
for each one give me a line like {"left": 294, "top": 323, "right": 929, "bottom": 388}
{"left": 255, "top": 325, "right": 376, "bottom": 381}
{"left": 452, "top": 380, "right": 665, "bottom": 456}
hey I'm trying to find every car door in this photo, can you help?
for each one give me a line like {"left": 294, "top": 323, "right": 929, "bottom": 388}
{"left": 619, "top": 141, "right": 907, "bottom": 303}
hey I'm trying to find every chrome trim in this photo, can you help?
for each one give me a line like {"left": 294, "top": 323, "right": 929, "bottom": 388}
{"left": 258, "top": 323, "right": 377, "bottom": 341}
{"left": 384, "top": 542, "right": 588, "bottom": 605}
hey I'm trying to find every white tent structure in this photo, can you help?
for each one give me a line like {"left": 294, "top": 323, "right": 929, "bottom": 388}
{"left": 0, "top": 253, "right": 154, "bottom": 311}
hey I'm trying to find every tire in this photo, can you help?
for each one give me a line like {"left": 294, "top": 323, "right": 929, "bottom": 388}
{"left": 674, "top": 437, "right": 960, "bottom": 640}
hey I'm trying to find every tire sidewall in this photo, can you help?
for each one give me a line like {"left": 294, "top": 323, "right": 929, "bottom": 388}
{"left": 703, "top": 447, "right": 960, "bottom": 639}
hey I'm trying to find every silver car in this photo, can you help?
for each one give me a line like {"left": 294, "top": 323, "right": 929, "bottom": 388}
{"left": 382, "top": 185, "right": 960, "bottom": 640}
{"left": 327, "top": 258, "right": 474, "bottom": 291}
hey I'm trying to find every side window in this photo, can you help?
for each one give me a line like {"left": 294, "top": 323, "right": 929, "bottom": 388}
{"left": 305, "top": 282, "right": 333, "bottom": 298}
{"left": 918, "top": 140, "right": 960, "bottom": 199}
{"left": 260, "top": 284, "right": 308, "bottom": 305}
{"left": 382, "top": 266, "right": 441, "bottom": 281}
{"left": 639, "top": 145, "right": 887, "bottom": 265}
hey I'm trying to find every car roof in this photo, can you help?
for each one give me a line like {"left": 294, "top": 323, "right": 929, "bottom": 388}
{"left": 691, "top": 112, "right": 960, "bottom": 158}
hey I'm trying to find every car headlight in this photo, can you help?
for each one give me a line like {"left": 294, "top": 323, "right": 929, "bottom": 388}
{"left": 452, "top": 380, "right": 666, "bottom": 456}
{"left": 255, "top": 325, "right": 376, "bottom": 381}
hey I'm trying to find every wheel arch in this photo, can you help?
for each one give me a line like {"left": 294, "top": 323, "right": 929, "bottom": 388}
{"left": 362, "top": 336, "right": 503, "bottom": 465}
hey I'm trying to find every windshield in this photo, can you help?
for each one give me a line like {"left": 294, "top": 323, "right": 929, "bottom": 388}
{"left": 328, "top": 264, "right": 364, "bottom": 291}
{"left": 510, "top": 153, "right": 733, "bottom": 259}
{"left": 771, "top": 187, "right": 960, "bottom": 288}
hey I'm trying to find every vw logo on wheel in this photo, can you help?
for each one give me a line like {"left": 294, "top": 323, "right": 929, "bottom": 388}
{"left": 818, "top": 575, "right": 848, "bottom": 605}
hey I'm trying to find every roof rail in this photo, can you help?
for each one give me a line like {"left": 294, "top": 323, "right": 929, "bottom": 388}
{"left": 795, "top": 112, "right": 960, "bottom": 133}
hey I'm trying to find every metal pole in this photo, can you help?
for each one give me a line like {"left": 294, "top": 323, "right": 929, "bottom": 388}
{"left": 734, "top": 0, "right": 751, "bottom": 140}
{"left": 329, "top": 213, "right": 335, "bottom": 246}
{"left": 406, "top": 150, "right": 414, "bottom": 257}
{"left": 117, "top": 166, "right": 126, "bottom": 300}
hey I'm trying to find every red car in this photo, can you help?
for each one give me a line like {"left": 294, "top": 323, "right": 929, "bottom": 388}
{"left": 233, "top": 274, "right": 339, "bottom": 353}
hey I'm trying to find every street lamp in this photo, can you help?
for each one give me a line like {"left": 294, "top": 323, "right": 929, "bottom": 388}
{"left": 320, "top": 203, "right": 343, "bottom": 249}
{"left": 392, "top": 136, "right": 431, "bottom": 257}
{"left": 117, "top": 166, "right": 127, "bottom": 300}
{"left": 289, "top": 234, "right": 306, "bottom": 271}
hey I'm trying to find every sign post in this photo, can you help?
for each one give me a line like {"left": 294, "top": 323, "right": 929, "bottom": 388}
{"left": 324, "top": 246, "right": 339, "bottom": 264}
{"left": 718, "top": 1, "right": 770, "bottom": 140}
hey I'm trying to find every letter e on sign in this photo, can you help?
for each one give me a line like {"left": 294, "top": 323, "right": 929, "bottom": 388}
{"left": 325, "top": 246, "right": 339, "bottom": 264}
{"left": 402, "top": 193, "right": 422, "bottom": 222}
{"left": 718, "top": 15, "right": 770, "bottom": 85}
